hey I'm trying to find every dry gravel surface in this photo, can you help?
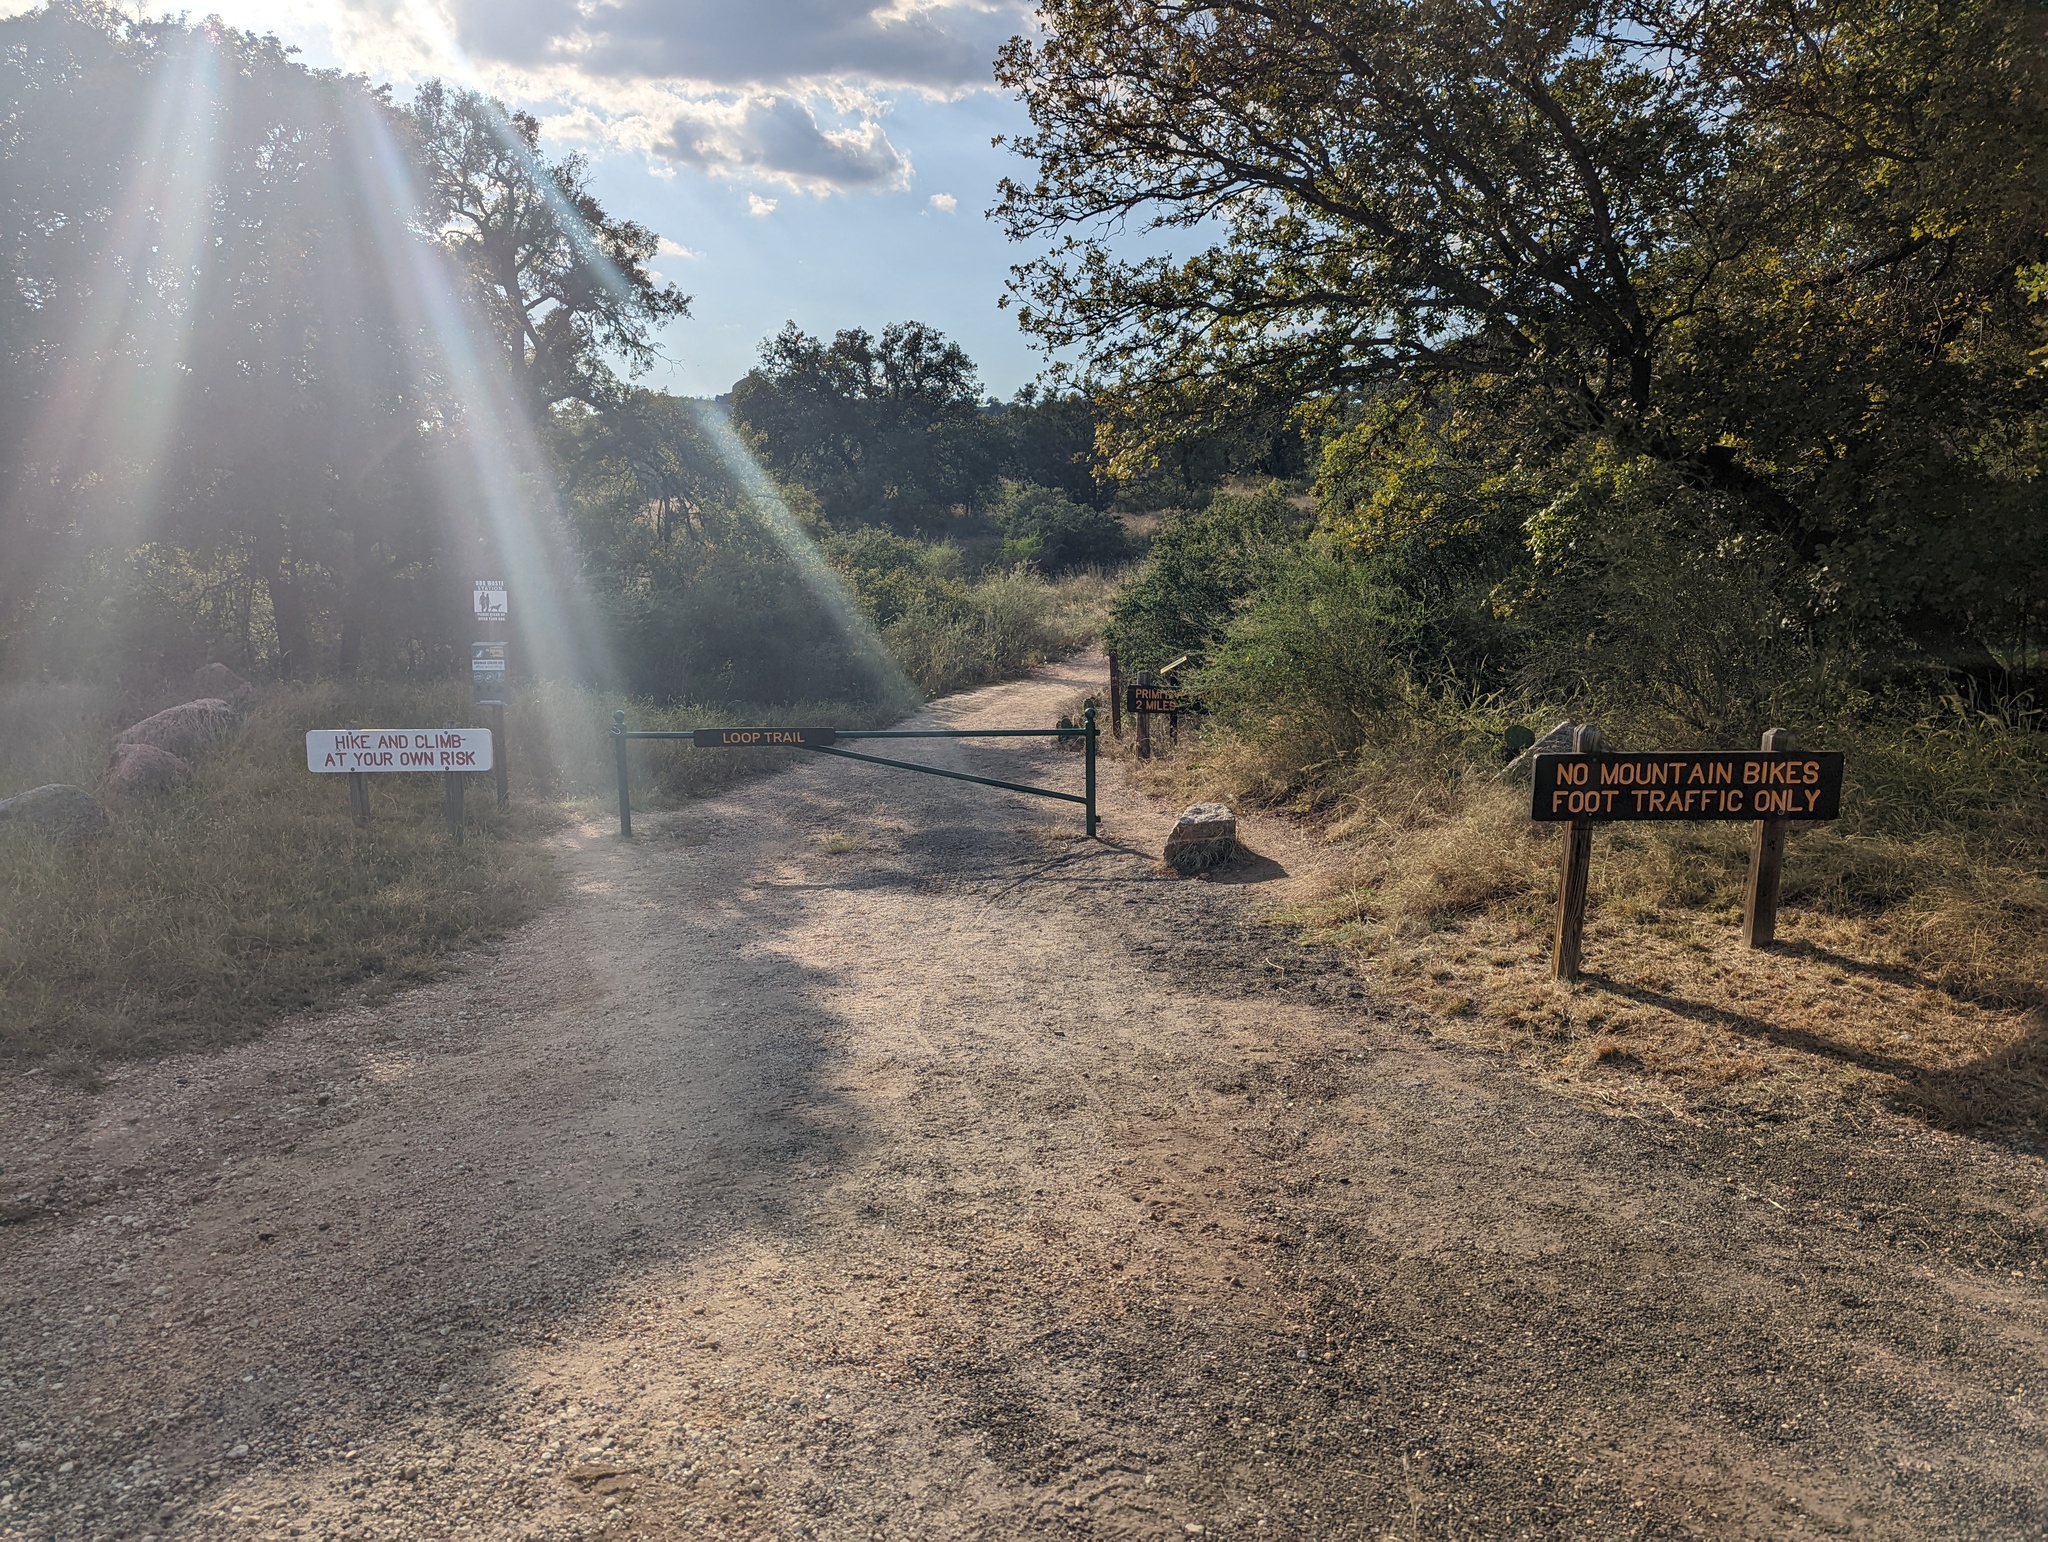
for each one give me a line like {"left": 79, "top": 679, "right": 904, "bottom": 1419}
{"left": 4, "top": 653, "right": 2047, "bottom": 1541}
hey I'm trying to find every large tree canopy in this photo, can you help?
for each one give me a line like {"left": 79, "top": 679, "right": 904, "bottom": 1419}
{"left": 403, "top": 82, "right": 690, "bottom": 412}
{"left": 1001, "top": 0, "right": 2048, "bottom": 668}
{"left": 729, "top": 320, "right": 994, "bottom": 532}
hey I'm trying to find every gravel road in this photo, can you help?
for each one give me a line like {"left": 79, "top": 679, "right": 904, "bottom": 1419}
{"left": 4, "top": 653, "right": 2046, "bottom": 1541}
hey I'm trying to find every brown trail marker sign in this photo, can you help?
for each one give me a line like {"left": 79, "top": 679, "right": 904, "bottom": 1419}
{"left": 1533, "top": 727, "right": 1843, "bottom": 979}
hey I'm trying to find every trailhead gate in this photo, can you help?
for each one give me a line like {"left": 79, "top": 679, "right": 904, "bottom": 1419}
{"left": 609, "top": 705, "right": 1098, "bottom": 839}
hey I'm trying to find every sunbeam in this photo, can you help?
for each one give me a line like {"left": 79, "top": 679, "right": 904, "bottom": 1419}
{"left": 687, "top": 400, "right": 919, "bottom": 705}
{"left": 342, "top": 94, "right": 620, "bottom": 712}
{"left": 10, "top": 35, "right": 222, "bottom": 573}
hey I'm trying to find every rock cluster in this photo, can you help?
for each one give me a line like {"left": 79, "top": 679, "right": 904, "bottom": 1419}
{"left": 0, "top": 783, "right": 109, "bottom": 841}
{"left": 114, "top": 697, "right": 236, "bottom": 760}
{"left": 1164, "top": 802, "right": 1238, "bottom": 875}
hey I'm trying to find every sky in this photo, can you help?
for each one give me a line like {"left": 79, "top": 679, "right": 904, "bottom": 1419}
{"left": 128, "top": 0, "right": 1059, "bottom": 400}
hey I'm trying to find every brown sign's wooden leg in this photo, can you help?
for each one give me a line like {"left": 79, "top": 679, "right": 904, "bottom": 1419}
{"left": 1554, "top": 817, "right": 1593, "bottom": 982}
{"left": 491, "top": 703, "right": 509, "bottom": 809}
{"left": 348, "top": 771, "right": 370, "bottom": 826}
{"left": 1552, "top": 723, "right": 1603, "bottom": 982}
{"left": 1743, "top": 727, "right": 1794, "bottom": 947}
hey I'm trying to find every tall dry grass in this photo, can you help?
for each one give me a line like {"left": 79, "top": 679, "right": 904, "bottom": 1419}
{"left": 882, "top": 567, "right": 1117, "bottom": 700}
{"left": 1130, "top": 689, "right": 2048, "bottom": 1132}
{"left": 0, "top": 679, "right": 556, "bottom": 1073}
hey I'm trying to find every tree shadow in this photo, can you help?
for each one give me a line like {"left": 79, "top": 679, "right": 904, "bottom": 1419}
{"left": 1581, "top": 974, "right": 2048, "bottom": 1135}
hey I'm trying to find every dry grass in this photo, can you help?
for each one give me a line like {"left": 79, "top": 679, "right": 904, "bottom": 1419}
{"left": 0, "top": 678, "right": 560, "bottom": 1075}
{"left": 1130, "top": 713, "right": 2048, "bottom": 1139}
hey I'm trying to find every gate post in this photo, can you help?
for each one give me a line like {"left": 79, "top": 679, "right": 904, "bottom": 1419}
{"left": 1084, "top": 704, "right": 1098, "bottom": 838}
{"left": 612, "top": 709, "right": 633, "bottom": 838}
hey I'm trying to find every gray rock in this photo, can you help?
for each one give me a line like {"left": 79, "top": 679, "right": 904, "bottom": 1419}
{"left": 191, "top": 662, "right": 252, "bottom": 701}
{"left": 115, "top": 698, "right": 236, "bottom": 760}
{"left": 1502, "top": 721, "right": 1580, "bottom": 781}
{"left": 0, "top": 784, "right": 109, "bottom": 840}
{"left": 1165, "top": 801, "right": 1237, "bottom": 875}
{"left": 108, "top": 742, "right": 192, "bottom": 797}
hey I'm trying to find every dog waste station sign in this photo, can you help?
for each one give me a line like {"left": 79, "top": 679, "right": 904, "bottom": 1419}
{"left": 1533, "top": 729, "right": 1843, "bottom": 983}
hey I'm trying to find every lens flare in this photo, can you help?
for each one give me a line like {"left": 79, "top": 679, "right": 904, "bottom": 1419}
{"left": 341, "top": 95, "right": 618, "bottom": 716}
{"left": 686, "top": 402, "right": 917, "bottom": 703}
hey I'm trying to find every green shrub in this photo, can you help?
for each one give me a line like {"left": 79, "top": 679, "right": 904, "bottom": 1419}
{"left": 1104, "top": 482, "right": 1311, "bottom": 672}
{"left": 992, "top": 481, "right": 1136, "bottom": 572}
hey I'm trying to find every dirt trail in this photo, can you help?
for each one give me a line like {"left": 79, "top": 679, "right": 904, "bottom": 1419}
{"left": 4, "top": 653, "right": 2046, "bottom": 1541}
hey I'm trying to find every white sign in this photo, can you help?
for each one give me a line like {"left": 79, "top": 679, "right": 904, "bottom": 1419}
{"left": 306, "top": 729, "right": 493, "bottom": 774}
{"left": 473, "top": 580, "right": 507, "bottom": 621}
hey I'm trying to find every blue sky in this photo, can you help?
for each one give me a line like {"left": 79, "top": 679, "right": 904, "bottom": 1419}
{"left": 133, "top": 0, "right": 1057, "bottom": 398}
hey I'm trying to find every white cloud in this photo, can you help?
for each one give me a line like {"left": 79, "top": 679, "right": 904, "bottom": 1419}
{"left": 656, "top": 237, "right": 701, "bottom": 258}
{"left": 441, "top": 0, "right": 1031, "bottom": 92}
{"left": 161, "top": 0, "right": 1026, "bottom": 194}
{"left": 928, "top": 192, "right": 957, "bottom": 213}
{"left": 661, "top": 94, "right": 911, "bottom": 194}
{"left": 748, "top": 194, "right": 779, "bottom": 217}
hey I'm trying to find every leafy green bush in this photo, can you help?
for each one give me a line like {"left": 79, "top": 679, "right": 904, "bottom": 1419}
{"left": 1104, "top": 483, "right": 1311, "bottom": 672}
{"left": 992, "top": 482, "right": 1135, "bottom": 572}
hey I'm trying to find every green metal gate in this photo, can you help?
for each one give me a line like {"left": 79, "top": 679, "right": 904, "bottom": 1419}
{"left": 610, "top": 706, "right": 1098, "bottom": 838}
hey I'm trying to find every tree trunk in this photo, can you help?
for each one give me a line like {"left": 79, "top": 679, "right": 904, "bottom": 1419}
{"left": 265, "top": 549, "right": 315, "bottom": 681}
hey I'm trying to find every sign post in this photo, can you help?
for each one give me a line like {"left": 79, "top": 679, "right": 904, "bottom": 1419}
{"left": 306, "top": 727, "right": 494, "bottom": 844}
{"left": 1532, "top": 732, "right": 1844, "bottom": 979}
{"left": 1742, "top": 727, "right": 1795, "bottom": 947}
{"left": 1552, "top": 724, "right": 1601, "bottom": 981}
{"left": 473, "top": 582, "right": 510, "bottom": 809}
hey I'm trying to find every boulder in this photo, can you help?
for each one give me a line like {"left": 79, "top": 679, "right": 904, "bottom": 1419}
{"left": 1165, "top": 801, "right": 1238, "bottom": 875}
{"left": 0, "top": 784, "right": 109, "bottom": 841}
{"left": 1502, "top": 721, "right": 1580, "bottom": 782}
{"left": 191, "top": 662, "right": 252, "bottom": 701}
{"left": 115, "top": 698, "right": 236, "bottom": 760}
{"left": 108, "top": 741, "right": 192, "bottom": 797}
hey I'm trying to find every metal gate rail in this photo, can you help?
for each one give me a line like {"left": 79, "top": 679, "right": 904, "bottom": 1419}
{"left": 610, "top": 706, "right": 1097, "bottom": 839}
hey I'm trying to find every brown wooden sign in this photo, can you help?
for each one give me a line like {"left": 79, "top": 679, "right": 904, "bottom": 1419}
{"left": 1125, "top": 684, "right": 1204, "bottom": 716}
{"left": 1533, "top": 751, "right": 1843, "bottom": 823}
{"left": 691, "top": 727, "right": 837, "bottom": 748}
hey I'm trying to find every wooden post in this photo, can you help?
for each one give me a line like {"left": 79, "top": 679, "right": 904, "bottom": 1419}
{"left": 1552, "top": 722, "right": 1601, "bottom": 982}
{"left": 348, "top": 771, "right": 370, "bottom": 826}
{"left": 490, "top": 702, "right": 509, "bottom": 810}
{"left": 443, "top": 769, "right": 465, "bottom": 845}
{"left": 443, "top": 719, "right": 465, "bottom": 845}
{"left": 1134, "top": 671, "right": 1153, "bottom": 761}
{"left": 1108, "top": 651, "right": 1123, "bottom": 739}
{"left": 1743, "top": 726, "right": 1794, "bottom": 948}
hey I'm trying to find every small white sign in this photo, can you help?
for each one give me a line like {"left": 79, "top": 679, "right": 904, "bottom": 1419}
{"left": 473, "top": 580, "right": 508, "bottom": 621}
{"left": 306, "top": 729, "right": 493, "bottom": 774}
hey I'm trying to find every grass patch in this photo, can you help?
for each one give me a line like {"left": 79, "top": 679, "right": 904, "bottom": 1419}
{"left": 1133, "top": 699, "right": 2048, "bottom": 1137}
{"left": 0, "top": 570, "right": 1114, "bottom": 1072}
{"left": 0, "top": 679, "right": 558, "bottom": 1069}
